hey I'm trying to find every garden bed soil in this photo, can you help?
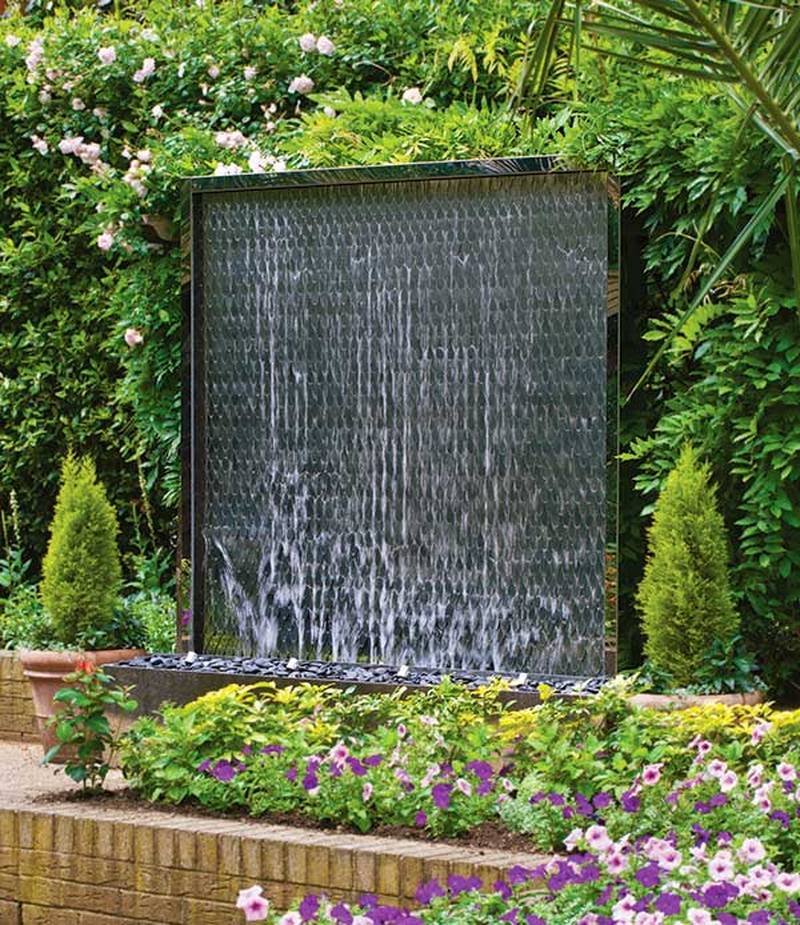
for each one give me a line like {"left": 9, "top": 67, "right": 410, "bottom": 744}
{"left": 33, "top": 785, "right": 539, "bottom": 854}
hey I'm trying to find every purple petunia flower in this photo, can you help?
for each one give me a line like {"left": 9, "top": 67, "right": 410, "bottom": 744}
{"left": 620, "top": 790, "right": 640, "bottom": 813}
{"left": 432, "top": 783, "right": 452, "bottom": 810}
{"left": 241, "top": 745, "right": 253, "bottom": 756}
{"left": 507, "top": 866, "right": 534, "bottom": 885}
{"left": 347, "top": 757, "right": 367, "bottom": 776}
{"left": 414, "top": 880, "right": 445, "bottom": 905}
{"left": 499, "top": 910, "right": 518, "bottom": 923}
{"left": 465, "top": 760, "right": 493, "bottom": 780}
{"left": 747, "top": 912, "right": 771, "bottom": 925}
{"left": 330, "top": 902, "right": 353, "bottom": 924}
{"left": 595, "top": 884, "right": 614, "bottom": 906}
{"left": 493, "top": 880, "right": 512, "bottom": 900}
{"left": 446, "top": 874, "right": 481, "bottom": 896}
{"left": 593, "top": 792, "right": 612, "bottom": 810}
{"left": 211, "top": 759, "right": 236, "bottom": 782}
{"left": 525, "top": 917, "right": 546, "bottom": 925}
{"left": 529, "top": 791, "right": 546, "bottom": 805}
{"left": 634, "top": 864, "right": 661, "bottom": 889}
{"left": 477, "top": 780, "right": 493, "bottom": 796}
{"left": 770, "top": 810, "right": 792, "bottom": 828}
{"left": 286, "top": 766, "right": 298, "bottom": 782}
{"left": 302, "top": 772, "right": 319, "bottom": 792}
{"left": 363, "top": 754, "right": 383, "bottom": 767}
{"left": 574, "top": 793, "right": 594, "bottom": 817}
{"left": 717, "top": 914, "right": 737, "bottom": 925}
{"left": 197, "top": 759, "right": 211, "bottom": 773}
{"left": 261, "top": 744, "right": 284, "bottom": 755}
{"left": 414, "top": 811, "right": 427, "bottom": 828}
{"left": 692, "top": 822, "right": 711, "bottom": 845}
{"left": 655, "top": 892, "right": 681, "bottom": 915}
{"left": 299, "top": 894, "right": 319, "bottom": 921}
{"left": 359, "top": 894, "right": 378, "bottom": 909}
{"left": 694, "top": 800, "right": 712, "bottom": 814}
{"left": 547, "top": 792, "right": 565, "bottom": 806}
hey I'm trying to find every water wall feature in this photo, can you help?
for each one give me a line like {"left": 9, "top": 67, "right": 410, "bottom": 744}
{"left": 187, "top": 159, "right": 615, "bottom": 677}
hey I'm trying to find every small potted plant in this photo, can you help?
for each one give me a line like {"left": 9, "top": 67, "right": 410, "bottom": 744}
{"left": 629, "top": 444, "right": 764, "bottom": 709}
{"left": 19, "top": 453, "right": 145, "bottom": 754}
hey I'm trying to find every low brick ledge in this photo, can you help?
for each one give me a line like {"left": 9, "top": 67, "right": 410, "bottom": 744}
{"left": 0, "top": 793, "right": 550, "bottom": 925}
{"left": 0, "top": 651, "right": 37, "bottom": 743}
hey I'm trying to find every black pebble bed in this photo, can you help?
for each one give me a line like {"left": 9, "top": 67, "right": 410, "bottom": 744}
{"left": 115, "top": 653, "right": 606, "bottom": 696}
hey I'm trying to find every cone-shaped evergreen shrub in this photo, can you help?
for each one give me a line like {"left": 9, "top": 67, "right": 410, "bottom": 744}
{"left": 636, "top": 444, "right": 739, "bottom": 687}
{"left": 40, "top": 454, "right": 122, "bottom": 647}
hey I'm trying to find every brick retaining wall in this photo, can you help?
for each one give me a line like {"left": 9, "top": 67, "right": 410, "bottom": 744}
{"left": 0, "top": 800, "right": 548, "bottom": 925}
{"left": 0, "top": 653, "right": 37, "bottom": 742}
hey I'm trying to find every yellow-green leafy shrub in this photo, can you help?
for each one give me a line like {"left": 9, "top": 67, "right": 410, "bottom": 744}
{"left": 637, "top": 444, "right": 739, "bottom": 686}
{"left": 40, "top": 454, "right": 122, "bottom": 646}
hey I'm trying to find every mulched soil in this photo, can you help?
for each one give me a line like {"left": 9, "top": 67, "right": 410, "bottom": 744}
{"left": 34, "top": 786, "right": 540, "bottom": 854}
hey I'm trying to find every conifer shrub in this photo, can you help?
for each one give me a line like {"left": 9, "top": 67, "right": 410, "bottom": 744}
{"left": 636, "top": 444, "right": 739, "bottom": 687}
{"left": 40, "top": 454, "right": 122, "bottom": 647}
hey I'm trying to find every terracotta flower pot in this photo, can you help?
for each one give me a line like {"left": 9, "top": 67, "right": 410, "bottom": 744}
{"left": 628, "top": 690, "right": 765, "bottom": 711}
{"left": 18, "top": 648, "right": 145, "bottom": 760}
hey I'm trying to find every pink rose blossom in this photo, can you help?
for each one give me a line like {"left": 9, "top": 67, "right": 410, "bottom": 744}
{"left": 244, "top": 65, "right": 257, "bottom": 80}
{"left": 124, "top": 327, "right": 143, "bottom": 346}
{"left": 30, "top": 135, "right": 49, "bottom": 155}
{"left": 316, "top": 35, "right": 335, "bottom": 55}
{"left": 71, "top": 97, "right": 86, "bottom": 111}
{"left": 5, "top": 34, "right": 21, "bottom": 48}
{"left": 298, "top": 32, "right": 317, "bottom": 52}
{"left": 133, "top": 57, "right": 156, "bottom": 83}
{"left": 288, "top": 74, "right": 314, "bottom": 94}
{"left": 207, "top": 63, "right": 220, "bottom": 78}
{"left": 401, "top": 86, "right": 423, "bottom": 104}
{"left": 97, "top": 46, "right": 116, "bottom": 65}
{"left": 97, "top": 231, "right": 115, "bottom": 252}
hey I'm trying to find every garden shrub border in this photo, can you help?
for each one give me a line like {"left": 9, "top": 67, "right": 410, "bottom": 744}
{"left": 0, "top": 799, "right": 548, "bottom": 924}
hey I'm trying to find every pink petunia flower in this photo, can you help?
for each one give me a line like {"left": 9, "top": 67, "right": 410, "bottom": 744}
{"left": 777, "top": 761, "right": 797, "bottom": 782}
{"left": 641, "top": 763, "right": 662, "bottom": 786}
{"left": 719, "top": 770, "right": 738, "bottom": 792}
{"left": 738, "top": 838, "right": 766, "bottom": 864}
{"left": 586, "top": 825, "right": 612, "bottom": 852}
{"left": 97, "top": 231, "right": 115, "bottom": 252}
